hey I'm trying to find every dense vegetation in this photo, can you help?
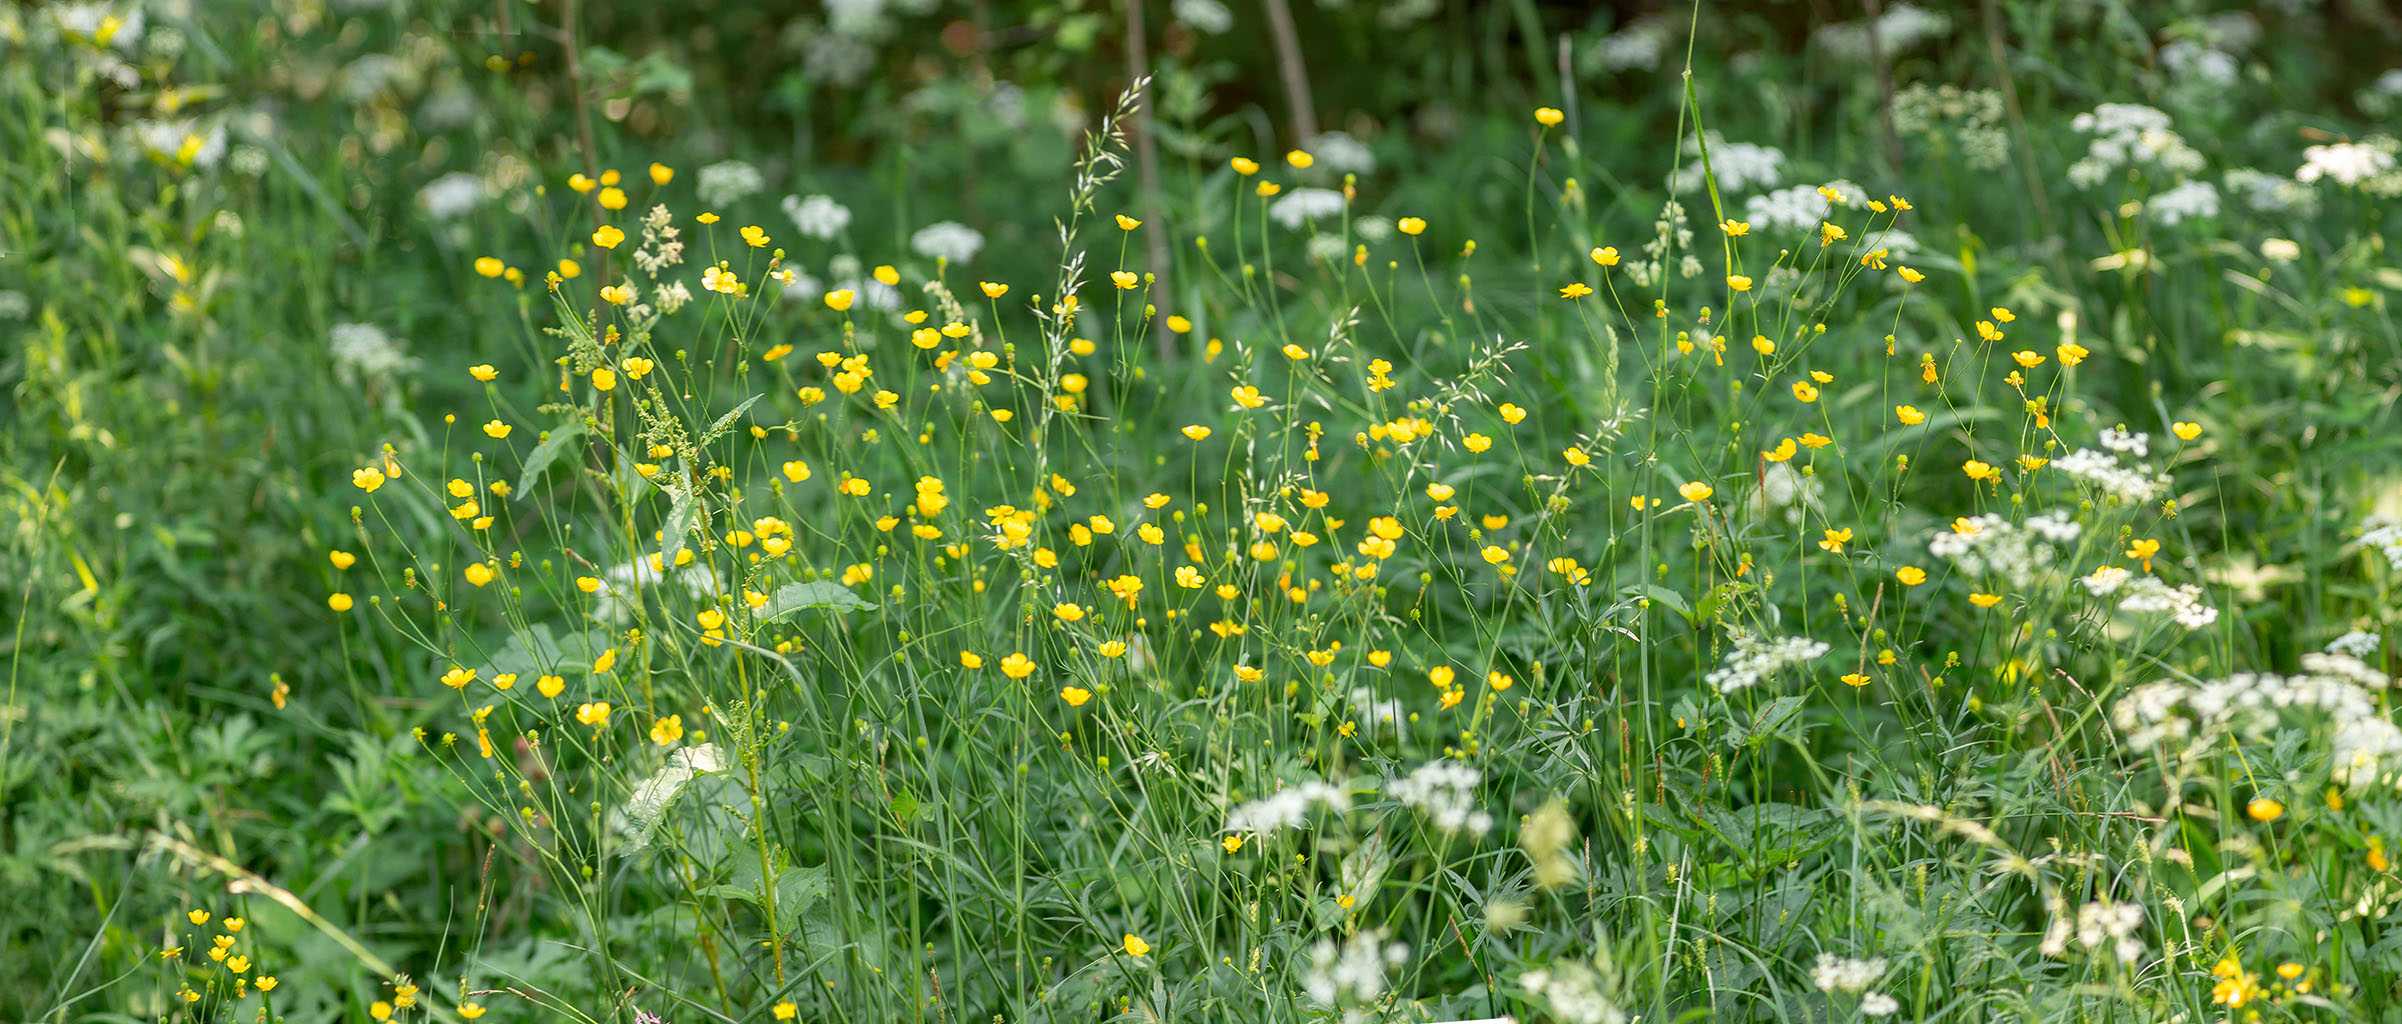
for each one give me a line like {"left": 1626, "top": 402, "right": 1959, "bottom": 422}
{"left": 8, "top": 2, "right": 2402, "bottom": 1022}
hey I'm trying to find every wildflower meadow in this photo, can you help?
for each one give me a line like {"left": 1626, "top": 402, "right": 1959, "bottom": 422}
{"left": 10, "top": 1, "right": 2402, "bottom": 1022}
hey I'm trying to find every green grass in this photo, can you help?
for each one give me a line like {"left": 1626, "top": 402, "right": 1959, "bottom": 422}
{"left": 7, "top": 2, "right": 2402, "bottom": 1022}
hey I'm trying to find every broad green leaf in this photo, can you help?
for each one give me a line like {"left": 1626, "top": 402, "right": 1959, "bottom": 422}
{"left": 1723, "top": 696, "right": 1806, "bottom": 749}
{"left": 481, "top": 622, "right": 612, "bottom": 679}
{"left": 516, "top": 421, "right": 587, "bottom": 496}
{"left": 612, "top": 744, "right": 725, "bottom": 853}
{"left": 759, "top": 581, "right": 877, "bottom": 620}
{"left": 659, "top": 483, "right": 699, "bottom": 566}
{"left": 773, "top": 865, "right": 829, "bottom": 934}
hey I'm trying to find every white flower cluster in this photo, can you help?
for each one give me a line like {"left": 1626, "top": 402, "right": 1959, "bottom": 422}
{"left": 2297, "top": 142, "right": 2397, "bottom": 188}
{"left": 1592, "top": 16, "right": 1676, "bottom": 72}
{"left": 2147, "top": 179, "right": 2220, "bottom": 224}
{"left": 2160, "top": 40, "right": 2238, "bottom": 86}
{"left": 2113, "top": 653, "right": 2402, "bottom": 784}
{"left": 2328, "top": 631, "right": 2381, "bottom": 659}
{"left": 784, "top": 194, "right": 852, "bottom": 240}
{"left": 1520, "top": 964, "right": 1629, "bottom": 1024}
{"left": 1705, "top": 631, "right": 1831, "bottom": 694}
{"left": 1269, "top": 188, "right": 1347, "bottom": 230}
{"left": 2223, "top": 167, "right": 2316, "bottom": 213}
{"left": 417, "top": 172, "right": 487, "bottom": 221}
{"left": 2080, "top": 568, "right": 2218, "bottom": 629}
{"left": 329, "top": 322, "right": 418, "bottom": 385}
{"left": 909, "top": 220, "right": 983, "bottom": 264}
{"left": 634, "top": 205, "right": 685, "bottom": 277}
{"left": 1304, "top": 131, "right": 1377, "bottom": 174}
{"left": 1928, "top": 511, "right": 2081, "bottom": 588}
{"left": 2362, "top": 517, "right": 2402, "bottom": 572}
{"left": 1744, "top": 180, "right": 1860, "bottom": 233}
{"left": 1348, "top": 687, "right": 1406, "bottom": 736}
{"left": 2050, "top": 445, "right": 2167, "bottom": 504}
{"left": 1224, "top": 780, "right": 1349, "bottom": 836}
{"left": 1671, "top": 133, "right": 1784, "bottom": 193}
{"left": 1385, "top": 759, "right": 1492, "bottom": 835}
{"left": 1301, "top": 931, "right": 1406, "bottom": 1011}
{"left": 2040, "top": 899, "right": 2145, "bottom": 963}
{"left": 2066, "top": 103, "right": 2204, "bottom": 188}
{"left": 1893, "top": 84, "right": 2008, "bottom": 170}
{"left": 2359, "top": 69, "right": 2402, "bottom": 117}
{"left": 1171, "top": 0, "right": 1233, "bottom": 34}
{"left": 1812, "top": 3, "right": 1949, "bottom": 61}
{"left": 695, "top": 160, "right": 766, "bottom": 207}
{"left": 1812, "top": 953, "right": 1887, "bottom": 993}
{"left": 2100, "top": 426, "right": 2149, "bottom": 457}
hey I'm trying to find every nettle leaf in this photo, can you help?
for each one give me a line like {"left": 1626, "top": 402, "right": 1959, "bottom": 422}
{"left": 759, "top": 581, "right": 877, "bottom": 621}
{"left": 516, "top": 421, "right": 587, "bottom": 496}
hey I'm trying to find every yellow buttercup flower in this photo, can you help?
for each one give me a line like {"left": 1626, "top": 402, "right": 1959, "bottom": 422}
{"left": 1678, "top": 481, "right": 1713, "bottom": 503}
{"left": 1533, "top": 106, "right": 1565, "bottom": 126}
{"left": 591, "top": 224, "right": 624, "bottom": 249}
{"left": 1398, "top": 217, "right": 1426, "bottom": 236}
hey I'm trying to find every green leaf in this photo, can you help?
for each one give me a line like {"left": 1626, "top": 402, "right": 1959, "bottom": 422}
{"left": 759, "top": 581, "right": 877, "bottom": 620}
{"left": 659, "top": 484, "right": 698, "bottom": 566}
{"left": 699, "top": 393, "right": 765, "bottom": 445}
{"left": 773, "top": 865, "right": 829, "bottom": 934}
{"left": 481, "top": 622, "right": 612, "bottom": 679}
{"left": 1622, "top": 584, "right": 1692, "bottom": 619}
{"left": 1693, "top": 802, "right": 1841, "bottom": 866}
{"left": 1723, "top": 696, "right": 1806, "bottom": 749}
{"left": 516, "top": 421, "right": 587, "bottom": 496}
